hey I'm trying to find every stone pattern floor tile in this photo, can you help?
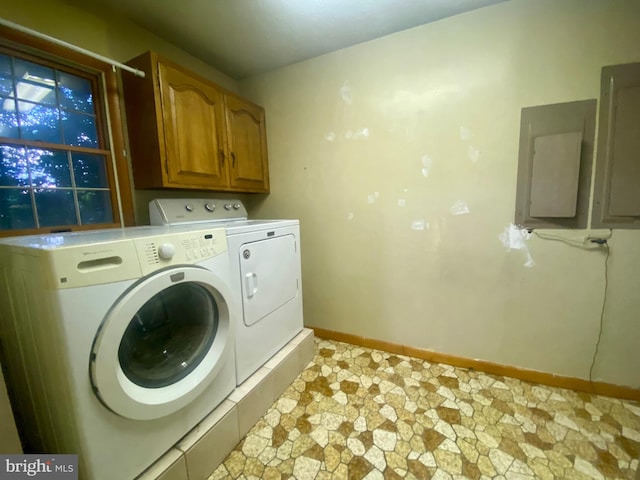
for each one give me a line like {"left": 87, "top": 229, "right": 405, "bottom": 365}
{"left": 210, "top": 339, "right": 640, "bottom": 479}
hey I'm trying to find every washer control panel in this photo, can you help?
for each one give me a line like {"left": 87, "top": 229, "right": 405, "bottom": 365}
{"left": 135, "top": 228, "right": 227, "bottom": 275}
{"left": 149, "top": 198, "right": 248, "bottom": 226}
{"left": 178, "top": 233, "right": 219, "bottom": 262}
{"left": 39, "top": 228, "right": 228, "bottom": 289}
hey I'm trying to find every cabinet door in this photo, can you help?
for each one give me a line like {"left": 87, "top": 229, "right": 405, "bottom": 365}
{"left": 158, "top": 62, "right": 228, "bottom": 189}
{"left": 225, "top": 95, "right": 270, "bottom": 192}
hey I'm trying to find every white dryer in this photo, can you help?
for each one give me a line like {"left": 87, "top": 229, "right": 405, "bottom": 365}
{"left": 150, "top": 199, "right": 304, "bottom": 385}
{"left": 0, "top": 226, "right": 237, "bottom": 480}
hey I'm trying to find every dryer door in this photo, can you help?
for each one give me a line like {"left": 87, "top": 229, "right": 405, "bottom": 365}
{"left": 90, "top": 265, "right": 233, "bottom": 420}
{"left": 239, "top": 234, "right": 299, "bottom": 327}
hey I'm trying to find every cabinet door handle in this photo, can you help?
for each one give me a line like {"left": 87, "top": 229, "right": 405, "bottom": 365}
{"left": 231, "top": 152, "right": 236, "bottom": 167}
{"left": 218, "top": 149, "right": 225, "bottom": 165}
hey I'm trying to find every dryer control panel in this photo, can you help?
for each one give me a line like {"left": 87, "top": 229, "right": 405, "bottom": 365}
{"left": 149, "top": 198, "right": 248, "bottom": 226}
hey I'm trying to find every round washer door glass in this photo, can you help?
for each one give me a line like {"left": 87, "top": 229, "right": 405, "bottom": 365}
{"left": 118, "top": 282, "right": 218, "bottom": 388}
{"left": 90, "top": 266, "right": 233, "bottom": 421}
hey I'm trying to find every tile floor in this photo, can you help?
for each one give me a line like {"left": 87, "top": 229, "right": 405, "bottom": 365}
{"left": 138, "top": 329, "right": 315, "bottom": 480}
{"left": 209, "top": 338, "right": 640, "bottom": 480}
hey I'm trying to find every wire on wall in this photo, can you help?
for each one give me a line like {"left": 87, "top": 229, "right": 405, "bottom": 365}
{"left": 531, "top": 231, "right": 611, "bottom": 384}
{"left": 589, "top": 242, "right": 610, "bottom": 383}
{"left": 532, "top": 231, "right": 598, "bottom": 249}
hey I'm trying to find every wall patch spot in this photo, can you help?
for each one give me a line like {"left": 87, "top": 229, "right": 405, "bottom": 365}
{"left": 325, "top": 132, "right": 336, "bottom": 142}
{"left": 499, "top": 223, "right": 535, "bottom": 268}
{"left": 347, "top": 212, "right": 355, "bottom": 221}
{"left": 524, "top": 254, "right": 535, "bottom": 268}
{"left": 450, "top": 201, "right": 470, "bottom": 215}
{"left": 499, "top": 223, "right": 531, "bottom": 250}
{"left": 421, "top": 155, "right": 433, "bottom": 178}
{"left": 340, "top": 81, "right": 353, "bottom": 105}
{"left": 397, "top": 199, "right": 406, "bottom": 207}
{"left": 411, "top": 220, "right": 429, "bottom": 231}
{"left": 367, "top": 194, "right": 376, "bottom": 204}
{"left": 354, "top": 127, "right": 370, "bottom": 139}
{"left": 344, "top": 130, "right": 353, "bottom": 140}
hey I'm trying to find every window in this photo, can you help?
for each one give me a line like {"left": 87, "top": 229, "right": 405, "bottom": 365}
{"left": 0, "top": 27, "right": 134, "bottom": 236}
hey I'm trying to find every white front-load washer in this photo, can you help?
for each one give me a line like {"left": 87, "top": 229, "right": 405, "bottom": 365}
{"left": 149, "top": 199, "right": 304, "bottom": 385}
{"left": 0, "top": 226, "right": 237, "bottom": 480}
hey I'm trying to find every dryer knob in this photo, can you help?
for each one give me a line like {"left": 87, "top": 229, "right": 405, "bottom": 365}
{"left": 233, "top": 203, "right": 241, "bottom": 210}
{"left": 158, "top": 243, "right": 176, "bottom": 260}
{"left": 224, "top": 203, "right": 232, "bottom": 211}
{"left": 204, "top": 202, "right": 216, "bottom": 212}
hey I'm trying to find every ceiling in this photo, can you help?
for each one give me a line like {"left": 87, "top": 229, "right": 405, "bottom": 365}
{"left": 81, "top": 0, "right": 507, "bottom": 80}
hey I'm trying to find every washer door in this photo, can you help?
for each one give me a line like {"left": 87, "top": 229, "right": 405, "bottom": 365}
{"left": 90, "top": 266, "right": 233, "bottom": 420}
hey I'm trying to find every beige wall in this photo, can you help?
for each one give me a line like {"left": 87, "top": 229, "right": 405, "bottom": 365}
{"left": 2, "top": 0, "right": 639, "bottom": 388}
{"left": 0, "top": 0, "right": 243, "bottom": 223}
{"left": 241, "top": 0, "right": 640, "bottom": 388}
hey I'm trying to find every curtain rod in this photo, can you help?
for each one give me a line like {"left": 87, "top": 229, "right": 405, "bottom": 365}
{"left": 0, "top": 17, "right": 145, "bottom": 78}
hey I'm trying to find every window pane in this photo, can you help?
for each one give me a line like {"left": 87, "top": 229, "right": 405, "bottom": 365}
{"left": 34, "top": 189, "right": 76, "bottom": 227}
{"left": 27, "top": 148, "right": 71, "bottom": 188}
{"left": 0, "top": 188, "right": 35, "bottom": 230}
{"left": 13, "top": 58, "right": 56, "bottom": 106}
{"left": 58, "top": 71, "right": 94, "bottom": 114}
{"left": 62, "top": 111, "right": 98, "bottom": 147}
{"left": 72, "top": 152, "right": 108, "bottom": 187}
{"left": 0, "top": 55, "right": 13, "bottom": 96}
{"left": 78, "top": 190, "right": 113, "bottom": 224}
{"left": 0, "top": 144, "right": 28, "bottom": 186}
{"left": 0, "top": 98, "right": 19, "bottom": 138}
{"left": 19, "top": 102, "right": 61, "bottom": 143}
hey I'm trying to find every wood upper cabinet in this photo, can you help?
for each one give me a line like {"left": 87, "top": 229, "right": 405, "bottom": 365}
{"left": 121, "top": 51, "right": 269, "bottom": 193}
{"left": 159, "top": 61, "right": 228, "bottom": 189}
{"left": 225, "top": 94, "right": 270, "bottom": 191}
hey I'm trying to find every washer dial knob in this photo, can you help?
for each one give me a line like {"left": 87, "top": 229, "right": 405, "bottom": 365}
{"left": 158, "top": 243, "right": 176, "bottom": 260}
{"left": 204, "top": 202, "right": 216, "bottom": 212}
{"left": 224, "top": 203, "right": 232, "bottom": 211}
{"left": 233, "top": 203, "right": 241, "bottom": 210}
{"left": 185, "top": 203, "right": 194, "bottom": 212}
